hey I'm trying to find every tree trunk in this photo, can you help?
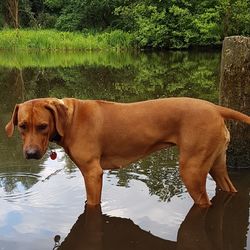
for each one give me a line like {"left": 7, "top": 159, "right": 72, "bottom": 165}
{"left": 220, "top": 36, "right": 250, "bottom": 168}
{"left": 6, "top": 0, "right": 19, "bottom": 28}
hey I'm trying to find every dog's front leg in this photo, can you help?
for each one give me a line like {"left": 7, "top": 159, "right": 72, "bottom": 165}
{"left": 79, "top": 159, "right": 103, "bottom": 206}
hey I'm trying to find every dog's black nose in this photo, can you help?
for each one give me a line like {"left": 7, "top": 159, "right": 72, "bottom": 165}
{"left": 25, "top": 147, "right": 41, "bottom": 159}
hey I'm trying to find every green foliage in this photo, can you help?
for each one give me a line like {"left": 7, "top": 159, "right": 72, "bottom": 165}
{"left": 114, "top": 0, "right": 250, "bottom": 48}
{"left": 190, "top": 8, "right": 222, "bottom": 46}
{"left": 102, "top": 29, "right": 133, "bottom": 49}
{"left": 228, "top": 0, "right": 250, "bottom": 36}
{"left": 167, "top": 5, "right": 193, "bottom": 48}
{"left": 44, "top": 0, "right": 65, "bottom": 9}
{"left": 0, "top": 0, "right": 249, "bottom": 49}
{"left": 115, "top": 4, "right": 168, "bottom": 48}
{"left": 0, "top": 29, "right": 133, "bottom": 51}
{"left": 53, "top": 0, "right": 123, "bottom": 31}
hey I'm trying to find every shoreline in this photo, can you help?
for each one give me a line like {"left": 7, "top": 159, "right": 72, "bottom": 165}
{"left": 0, "top": 29, "right": 223, "bottom": 51}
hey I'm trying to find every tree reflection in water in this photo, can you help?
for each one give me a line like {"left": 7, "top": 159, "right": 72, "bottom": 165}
{"left": 107, "top": 147, "right": 185, "bottom": 202}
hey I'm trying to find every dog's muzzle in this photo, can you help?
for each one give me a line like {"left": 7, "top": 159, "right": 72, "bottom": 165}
{"left": 24, "top": 146, "right": 42, "bottom": 159}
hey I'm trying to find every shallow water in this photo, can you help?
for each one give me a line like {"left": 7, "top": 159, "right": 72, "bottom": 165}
{"left": 0, "top": 50, "right": 249, "bottom": 250}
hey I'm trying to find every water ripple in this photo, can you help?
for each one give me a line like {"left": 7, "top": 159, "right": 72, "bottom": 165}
{"left": 0, "top": 172, "right": 41, "bottom": 201}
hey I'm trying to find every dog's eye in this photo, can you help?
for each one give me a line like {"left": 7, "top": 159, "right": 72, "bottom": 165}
{"left": 19, "top": 124, "right": 27, "bottom": 130}
{"left": 37, "top": 124, "right": 48, "bottom": 131}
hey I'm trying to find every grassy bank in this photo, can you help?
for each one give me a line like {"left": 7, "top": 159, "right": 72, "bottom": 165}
{"left": 0, "top": 29, "right": 134, "bottom": 51}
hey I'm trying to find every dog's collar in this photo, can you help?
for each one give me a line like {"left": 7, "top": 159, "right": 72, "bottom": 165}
{"left": 50, "top": 132, "right": 62, "bottom": 143}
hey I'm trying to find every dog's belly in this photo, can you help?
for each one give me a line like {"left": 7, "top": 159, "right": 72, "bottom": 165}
{"left": 100, "top": 156, "right": 139, "bottom": 169}
{"left": 100, "top": 142, "right": 174, "bottom": 170}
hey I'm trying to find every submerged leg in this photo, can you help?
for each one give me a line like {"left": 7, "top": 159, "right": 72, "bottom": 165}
{"left": 79, "top": 160, "right": 103, "bottom": 206}
{"left": 210, "top": 153, "right": 237, "bottom": 193}
{"left": 179, "top": 156, "right": 212, "bottom": 208}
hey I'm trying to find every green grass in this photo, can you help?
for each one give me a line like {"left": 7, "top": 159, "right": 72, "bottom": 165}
{"left": 0, "top": 29, "right": 134, "bottom": 51}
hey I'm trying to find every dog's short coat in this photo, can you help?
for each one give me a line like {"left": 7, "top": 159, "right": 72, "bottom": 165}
{"left": 5, "top": 97, "right": 250, "bottom": 207}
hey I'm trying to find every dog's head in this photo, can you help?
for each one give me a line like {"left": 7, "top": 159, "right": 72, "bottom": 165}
{"left": 5, "top": 98, "right": 68, "bottom": 160}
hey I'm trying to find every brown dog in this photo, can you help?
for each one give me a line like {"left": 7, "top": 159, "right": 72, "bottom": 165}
{"left": 5, "top": 97, "right": 250, "bottom": 207}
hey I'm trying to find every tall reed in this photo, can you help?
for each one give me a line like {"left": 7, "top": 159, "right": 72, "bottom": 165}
{"left": 0, "top": 29, "right": 134, "bottom": 51}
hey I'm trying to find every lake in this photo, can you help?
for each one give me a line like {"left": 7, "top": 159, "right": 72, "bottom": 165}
{"left": 0, "top": 49, "right": 249, "bottom": 250}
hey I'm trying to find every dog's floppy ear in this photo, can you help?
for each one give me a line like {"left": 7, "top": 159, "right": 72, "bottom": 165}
{"left": 45, "top": 100, "right": 68, "bottom": 137}
{"left": 5, "top": 104, "right": 19, "bottom": 137}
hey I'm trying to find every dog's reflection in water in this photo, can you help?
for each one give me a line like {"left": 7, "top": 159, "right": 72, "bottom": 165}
{"left": 53, "top": 204, "right": 174, "bottom": 250}
{"left": 54, "top": 191, "right": 248, "bottom": 250}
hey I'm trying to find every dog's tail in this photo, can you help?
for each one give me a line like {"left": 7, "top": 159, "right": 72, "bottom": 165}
{"left": 216, "top": 105, "right": 250, "bottom": 125}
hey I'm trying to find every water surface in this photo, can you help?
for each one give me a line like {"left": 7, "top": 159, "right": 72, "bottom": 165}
{"left": 0, "top": 50, "right": 249, "bottom": 250}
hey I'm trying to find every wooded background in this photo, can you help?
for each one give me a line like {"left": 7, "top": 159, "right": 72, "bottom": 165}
{"left": 0, "top": 0, "right": 249, "bottom": 49}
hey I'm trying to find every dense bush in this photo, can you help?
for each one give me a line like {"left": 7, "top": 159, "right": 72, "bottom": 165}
{"left": 115, "top": 4, "right": 168, "bottom": 48}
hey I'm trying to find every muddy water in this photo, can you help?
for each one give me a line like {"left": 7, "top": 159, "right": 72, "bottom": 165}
{"left": 0, "top": 50, "right": 249, "bottom": 250}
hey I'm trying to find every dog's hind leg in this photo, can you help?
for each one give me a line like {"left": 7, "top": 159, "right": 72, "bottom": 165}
{"left": 209, "top": 153, "right": 237, "bottom": 193}
{"left": 179, "top": 154, "right": 213, "bottom": 208}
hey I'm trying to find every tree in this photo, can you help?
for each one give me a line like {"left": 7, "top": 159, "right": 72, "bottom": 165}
{"left": 6, "top": 0, "right": 19, "bottom": 28}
